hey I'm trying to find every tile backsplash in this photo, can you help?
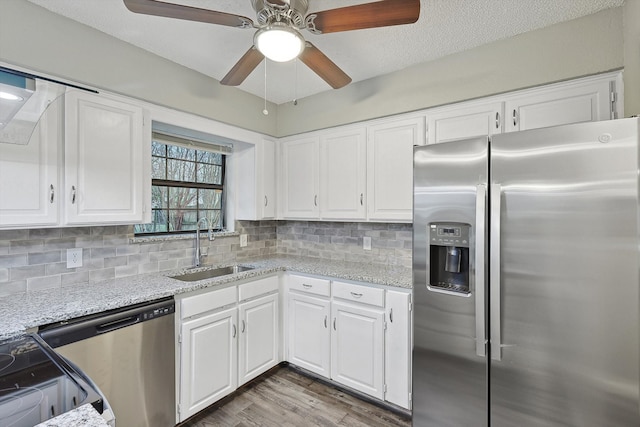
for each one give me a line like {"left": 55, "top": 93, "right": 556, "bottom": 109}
{"left": 0, "top": 220, "right": 411, "bottom": 296}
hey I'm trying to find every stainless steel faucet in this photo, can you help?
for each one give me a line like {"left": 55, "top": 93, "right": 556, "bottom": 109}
{"left": 194, "top": 217, "right": 212, "bottom": 268}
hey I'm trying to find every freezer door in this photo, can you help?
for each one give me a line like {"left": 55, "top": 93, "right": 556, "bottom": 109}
{"left": 490, "top": 118, "right": 640, "bottom": 426}
{"left": 413, "top": 137, "right": 489, "bottom": 427}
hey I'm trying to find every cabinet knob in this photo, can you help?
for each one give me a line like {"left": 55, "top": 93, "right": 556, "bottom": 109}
{"left": 314, "top": 195, "right": 318, "bottom": 207}
{"left": 390, "top": 308, "right": 394, "bottom": 323}
{"left": 333, "top": 318, "right": 337, "bottom": 331}
{"left": 302, "top": 283, "right": 312, "bottom": 289}
{"left": 241, "top": 320, "right": 246, "bottom": 333}
{"left": 71, "top": 185, "right": 77, "bottom": 204}
{"left": 264, "top": 195, "right": 268, "bottom": 207}
{"left": 232, "top": 324, "right": 237, "bottom": 338}
{"left": 512, "top": 109, "right": 518, "bottom": 127}
{"left": 360, "top": 193, "right": 364, "bottom": 206}
{"left": 495, "top": 112, "right": 500, "bottom": 129}
{"left": 324, "top": 315, "right": 328, "bottom": 328}
{"left": 49, "top": 184, "right": 55, "bottom": 204}
{"left": 350, "top": 292, "right": 363, "bottom": 298}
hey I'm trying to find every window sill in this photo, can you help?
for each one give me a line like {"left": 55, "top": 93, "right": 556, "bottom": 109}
{"left": 130, "top": 230, "right": 239, "bottom": 244}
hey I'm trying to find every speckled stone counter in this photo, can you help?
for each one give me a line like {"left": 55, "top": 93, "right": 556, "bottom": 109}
{"left": 34, "top": 404, "right": 109, "bottom": 427}
{"left": 0, "top": 255, "right": 411, "bottom": 340}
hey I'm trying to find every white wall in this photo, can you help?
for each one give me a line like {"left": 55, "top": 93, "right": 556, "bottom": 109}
{"left": 277, "top": 7, "right": 625, "bottom": 136}
{"left": 0, "top": 0, "right": 278, "bottom": 136}
{"left": 0, "top": 2, "right": 631, "bottom": 137}
{"left": 624, "top": 0, "right": 640, "bottom": 117}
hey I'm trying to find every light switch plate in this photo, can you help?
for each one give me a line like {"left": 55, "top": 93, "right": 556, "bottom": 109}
{"left": 363, "top": 236, "right": 372, "bottom": 251}
{"left": 240, "top": 234, "right": 248, "bottom": 247}
{"left": 66, "top": 248, "right": 83, "bottom": 268}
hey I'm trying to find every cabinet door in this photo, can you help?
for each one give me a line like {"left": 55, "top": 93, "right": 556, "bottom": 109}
{"left": 320, "top": 128, "right": 367, "bottom": 220}
{"left": 367, "top": 117, "right": 424, "bottom": 222}
{"left": 385, "top": 290, "right": 412, "bottom": 409}
{"left": 261, "top": 139, "right": 277, "bottom": 219}
{"left": 505, "top": 78, "right": 613, "bottom": 132}
{"left": 331, "top": 301, "right": 384, "bottom": 399}
{"left": 287, "top": 292, "right": 331, "bottom": 377}
{"left": 0, "top": 99, "right": 60, "bottom": 228}
{"left": 179, "top": 307, "right": 237, "bottom": 422}
{"left": 238, "top": 293, "right": 279, "bottom": 385}
{"left": 427, "top": 101, "right": 503, "bottom": 144}
{"left": 64, "top": 90, "right": 146, "bottom": 225}
{"left": 280, "top": 137, "right": 319, "bottom": 218}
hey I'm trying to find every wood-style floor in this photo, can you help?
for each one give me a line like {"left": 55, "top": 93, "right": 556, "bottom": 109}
{"left": 179, "top": 365, "right": 411, "bottom": 427}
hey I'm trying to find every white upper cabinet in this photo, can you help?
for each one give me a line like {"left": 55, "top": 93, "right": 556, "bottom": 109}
{"left": 504, "top": 76, "right": 615, "bottom": 132}
{"left": 320, "top": 127, "right": 367, "bottom": 220}
{"left": 235, "top": 138, "right": 277, "bottom": 220}
{"left": 280, "top": 136, "right": 319, "bottom": 219}
{"left": 367, "top": 116, "right": 425, "bottom": 222}
{"left": 0, "top": 98, "right": 61, "bottom": 228}
{"left": 427, "top": 101, "right": 503, "bottom": 144}
{"left": 64, "top": 90, "right": 147, "bottom": 225}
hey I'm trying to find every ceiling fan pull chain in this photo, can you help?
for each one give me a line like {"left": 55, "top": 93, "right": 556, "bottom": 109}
{"left": 263, "top": 60, "right": 269, "bottom": 115}
{"left": 293, "top": 58, "right": 298, "bottom": 106}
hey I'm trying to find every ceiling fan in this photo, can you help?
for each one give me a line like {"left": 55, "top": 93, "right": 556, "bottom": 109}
{"left": 123, "top": 0, "right": 420, "bottom": 90}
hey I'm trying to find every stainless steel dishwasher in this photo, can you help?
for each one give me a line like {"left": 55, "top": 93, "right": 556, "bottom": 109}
{"left": 39, "top": 297, "right": 176, "bottom": 427}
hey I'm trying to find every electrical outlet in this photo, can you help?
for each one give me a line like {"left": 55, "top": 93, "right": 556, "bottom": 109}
{"left": 66, "top": 248, "right": 83, "bottom": 268}
{"left": 363, "top": 236, "right": 372, "bottom": 251}
{"left": 240, "top": 234, "right": 248, "bottom": 247}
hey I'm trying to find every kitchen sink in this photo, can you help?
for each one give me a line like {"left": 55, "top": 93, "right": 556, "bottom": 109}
{"left": 170, "top": 265, "right": 254, "bottom": 282}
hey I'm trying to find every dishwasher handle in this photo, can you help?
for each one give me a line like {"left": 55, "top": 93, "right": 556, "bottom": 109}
{"left": 96, "top": 314, "right": 140, "bottom": 334}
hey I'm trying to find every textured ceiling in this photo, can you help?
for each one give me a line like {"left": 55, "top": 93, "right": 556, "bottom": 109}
{"left": 27, "top": 0, "right": 624, "bottom": 105}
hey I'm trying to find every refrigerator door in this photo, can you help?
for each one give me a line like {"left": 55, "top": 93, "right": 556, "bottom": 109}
{"left": 490, "top": 118, "right": 640, "bottom": 426}
{"left": 413, "top": 137, "right": 488, "bottom": 427}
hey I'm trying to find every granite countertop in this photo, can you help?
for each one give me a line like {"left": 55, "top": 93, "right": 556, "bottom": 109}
{"left": 34, "top": 404, "right": 109, "bottom": 427}
{"left": 0, "top": 255, "right": 411, "bottom": 341}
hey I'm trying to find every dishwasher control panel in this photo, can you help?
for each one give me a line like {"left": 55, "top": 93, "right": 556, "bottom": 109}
{"left": 143, "top": 304, "right": 175, "bottom": 321}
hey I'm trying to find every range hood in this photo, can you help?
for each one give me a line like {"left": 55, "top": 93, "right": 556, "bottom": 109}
{"left": 0, "top": 68, "right": 66, "bottom": 145}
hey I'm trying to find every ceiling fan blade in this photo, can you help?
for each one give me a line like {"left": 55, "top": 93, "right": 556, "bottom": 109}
{"left": 123, "top": 0, "right": 254, "bottom": 28}
{"left": 220, "top": 47, "right": 265, "bottom": 86}
{"left": 306, "top": 0, "right": 420, "bottom": 34}
{"left": 299, "top": 43, "right": 351, "bottom": 89}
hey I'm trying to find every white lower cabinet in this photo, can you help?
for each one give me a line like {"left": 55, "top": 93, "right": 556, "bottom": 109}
{"left": 287, "top": 292, "right": 331, "bottom": 377}
{"left": 179, "top": 306, "right": 237, "bottom": 421}
{"left": 385, "top": 289, "right": 412, "bottom": 409}
{"left": 285, "top": 274, "right": 412, "bottom": 410}
{"left": 238, "top": 293, "right": 279, "bottom": 386}
{"left": 331, "top": 300, "right": 385, "bottom": 399}
{"left": 177, "top": 276, "right": 280, "bottom": 423}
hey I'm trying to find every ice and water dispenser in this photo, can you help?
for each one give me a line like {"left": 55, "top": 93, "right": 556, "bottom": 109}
{"left": 428, "top": 223, "right": 471, "bottom": 294}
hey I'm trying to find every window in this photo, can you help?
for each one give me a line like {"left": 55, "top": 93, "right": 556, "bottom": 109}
{"left": 134, "top": 132, "right": 229, "bottom": 235}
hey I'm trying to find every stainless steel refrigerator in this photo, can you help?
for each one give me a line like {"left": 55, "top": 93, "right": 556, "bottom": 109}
{"left": 412, "top": 118, "right": 640, "bottom": 426}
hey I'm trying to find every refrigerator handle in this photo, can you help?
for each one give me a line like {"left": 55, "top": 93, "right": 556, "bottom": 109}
{"left": 490, "top": 183, "right": 503, "bottom": 361}
{"left": 475, "top": 184, "right": 487, "bottom": 357}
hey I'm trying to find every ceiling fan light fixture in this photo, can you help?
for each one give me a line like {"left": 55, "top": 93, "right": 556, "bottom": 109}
{"left": 254, "top": 24, "right": 305, "bottom": 62}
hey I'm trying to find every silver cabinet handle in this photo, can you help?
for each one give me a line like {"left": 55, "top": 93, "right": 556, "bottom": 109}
{"left": 495, "top": 112, "right": 500, "bottom": 129}
{"left": 314, "top": 195, "right": 318, "bottom": 206}
{"left": 490, "top": 183, "right": 502, "bottom": 361}
{"left": 49, "top": 184, "right": 55, "bottom": 204}
{"left": 324, "top": 315, "right": 327, "bottom": 328}
{"left": 71, "top": 186, "right": 76, "bottom": 204}
{"left": 302, "top": 283, "right": 312, "bottom": 289}
{"left": 512, "top": 109, "right": 517, "bottom": 127}
{"left": 475, "top": 184, "right": 487, "bottom": 357}
{"left": 232, "top": 324, "right": 237, "bottom": 338}
{"left": 350, "top": 292, "right": 363, "bottom": 298}
{"left": 360, "top": 193, "right": 363, "bottom": 206}
{"left": 389, "top": 308, "right": 393, "bottom": 323}
{"left": 333, "top": 318, "right": 336, "bottom": 330}
{"left": 241, "top": 320, "right": 246, "bottom": 333}
{"left": 264, "top": 195, "right": 268, "bottom": 207}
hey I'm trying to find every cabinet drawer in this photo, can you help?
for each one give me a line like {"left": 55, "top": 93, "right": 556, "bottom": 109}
{"left": 332, "top": 281, "right": 385, "bottom": 307}
{"left": 288, "top": 274, "right": 331, "bottom": 297}
{"left": 239, "top": 275, "right": 279, "bottom": 301}
{"left": 181, "top": 286, "right": 237, "bottom": 319}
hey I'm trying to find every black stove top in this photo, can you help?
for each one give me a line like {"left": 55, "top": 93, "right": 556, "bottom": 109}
{"left": 0, "top": 334, "right": 104, "bottom": 426}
